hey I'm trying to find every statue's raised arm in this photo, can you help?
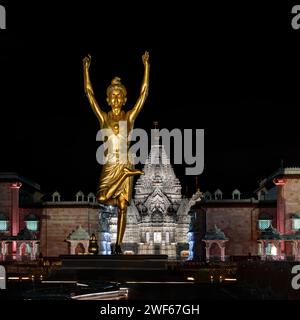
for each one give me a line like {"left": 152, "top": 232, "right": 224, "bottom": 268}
{"left": 83, "top": 54, "right": 107, "bottom": 126}
{"left": 128, "top": 51, "right": 150, "bottom": 124}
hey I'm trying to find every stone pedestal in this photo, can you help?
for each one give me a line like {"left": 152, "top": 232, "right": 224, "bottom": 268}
{"left": 59, "top": 254, "right": 169, "bottom": 271}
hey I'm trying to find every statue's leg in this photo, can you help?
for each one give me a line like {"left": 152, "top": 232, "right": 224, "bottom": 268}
{"left": 118, "top": 195, "right": 128, "bottom": 245}
{"left": 115, "top": 195, "right": 128, "bottom": 254}
{"left": 98, "top": 167, "right": 144, "bottom": 202}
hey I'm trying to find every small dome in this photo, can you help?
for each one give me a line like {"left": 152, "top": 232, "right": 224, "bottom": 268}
{"left": 0, "top": 213, "right": 8, "bottom": 221}
{"left": 204, "top": 225, "right": 228, "bottom": 240}
{"left": 67, "top": 226, "right": 90, "bottom": 240}
{"left": 25, "top": 214, "right": 38, "bottom": 221}
{"left": 258, "top": 212, "right": 272, "bottom": 220}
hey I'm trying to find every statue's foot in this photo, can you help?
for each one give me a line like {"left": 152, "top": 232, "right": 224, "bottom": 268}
{"left": 114, "top": 244, "right": 123, "bottom": 255}
{"left": 124, "top": 167, "right": 144, "bottom": 177}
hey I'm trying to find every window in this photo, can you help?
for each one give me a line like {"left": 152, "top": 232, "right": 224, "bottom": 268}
{"left": 25, "top": 214, "right": 39, "bottom": 231}
{"left": 52, "top": 191, "right": 61, "bottom": 202}
{"left": 26, "top": 221, "right": 38, "bottom": 231}
{"left": 232, "top": 189, "right": 241, "bottom": 200}
{"left": 154, "top": 232, "right": 162, "bottom": 243}
{"left": 76, "top": 191, "right": 84, "bottom": 202}
{"left": 214, "top": 189, "right": 222, "bottom": 200}
{"left": 292, "top": 218, "right": 300, "bottom": 230}
{"left": 260, "top": 191, "right": 266, "bottom": 200}
{"left": 204, "top": 192, "right": 212, "bottom": 201}
{"left": 0, "top": 221, "right": 8, "bottom": 231}
{"left": 88, "top": 193, "right": 95, "bottom": 203}
{"left": 0, "top": 214, "right": 8, "bottom": 231}
{"left": 258, "top": 219, "right": 271, "bottom": 230}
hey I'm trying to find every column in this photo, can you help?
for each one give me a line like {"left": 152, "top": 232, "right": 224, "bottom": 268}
{"left": 273, "top": 178, "right": 286, "bottom": 255}
{"left": 10, "top": 182, "right": 22, "bottom": 256}
{"left": 291, "top": 241, "right": 296, "bottom": 260}
{"left": 30, "top": 242, "right": 35, "bottom": 260}
{"left": 261, "top": 241, "right": 266, "bottom": 261}
{"left": 275, "top": 241, "right": 280, "bottom": 260}
{"left": 31, "top": 241, "right": 39, "bottom": 260}
{"left": 83, "top": 240, "right": 89, "bottom": 254}
{"left": 17, "top": 242, "right": 22, "bottom": 261}
{"left": 2, "top": 242, "right": 7, "bottom": 261}
{"left": 99, "top": 209, "right": 112, "bottom": 255}
{"left": 220, "top": 244, "right": 225, "bottom": 262}
{"left": 205, "top": 242, "right": 210, "bottom": 262}
{"left": 295, "top": 241, "right": 300, "bottom": 261}
{"left": 10, "top": 182, "right": 22, "bottom": 236}
{"left": 69, "top": 241, "right": 76, "bottom": 254}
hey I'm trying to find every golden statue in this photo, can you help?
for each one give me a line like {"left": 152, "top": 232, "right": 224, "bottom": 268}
{"left": 83, "top": 51, "right": 150, "bottom": 254}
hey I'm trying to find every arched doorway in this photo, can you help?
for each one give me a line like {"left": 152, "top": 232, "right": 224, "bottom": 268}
{"left": 20, "top": 243, "right": 27, "bottom": 256}
{"left": 210, "top": 243, "right": 221, "bottom": 261}
{"left": 75, "top": 243, "right": 85, "bottom": 254}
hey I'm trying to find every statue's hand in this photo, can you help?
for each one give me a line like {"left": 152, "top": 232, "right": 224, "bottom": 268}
{"left": 83, "top": 54, "right": 92, "bottom": 69}
{"left": 142, "top": 51, "right": 149, "bottom": 65}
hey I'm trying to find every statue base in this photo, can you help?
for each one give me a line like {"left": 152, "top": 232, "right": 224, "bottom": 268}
{"left": 59, "top": 254, "right": 168, "bottom": 271}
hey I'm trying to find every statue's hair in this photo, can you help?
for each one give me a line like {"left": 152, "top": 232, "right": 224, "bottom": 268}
{"left": 106, "top": 77, "right": 127, "bottom": 97}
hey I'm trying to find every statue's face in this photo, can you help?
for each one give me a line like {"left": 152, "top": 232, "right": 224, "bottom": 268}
{"left": 108, "top": 89, "right": 126, "bottom": 115}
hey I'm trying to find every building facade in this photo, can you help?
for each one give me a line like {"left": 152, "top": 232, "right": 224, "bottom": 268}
{"left": 1, "top": 166, "right": 300, "bottom": 262}
{"left": 200, "top": 168, "right": 300, "bottom": 261}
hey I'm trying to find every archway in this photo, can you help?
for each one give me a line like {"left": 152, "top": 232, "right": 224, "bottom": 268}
{"left": 210, "top": 243, "right": 221, "bottom": 261}
{"left": 20, "top": 243, "right": 27, "bottom": 256}
{"left": 75, "top": 243, "right": 86, "bottom": 254}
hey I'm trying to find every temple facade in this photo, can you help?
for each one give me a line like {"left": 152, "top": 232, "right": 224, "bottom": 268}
{"left": 98, "top": 139, "right": 201, "bottom": 258}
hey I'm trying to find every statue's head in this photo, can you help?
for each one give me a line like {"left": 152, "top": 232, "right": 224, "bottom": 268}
{"left": 106, "top": 77, "right": 127, "bottom": 116}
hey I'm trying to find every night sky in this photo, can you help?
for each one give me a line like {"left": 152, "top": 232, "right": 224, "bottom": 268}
{"left": 0, "top": 3, "right": 299, "bottom": 199}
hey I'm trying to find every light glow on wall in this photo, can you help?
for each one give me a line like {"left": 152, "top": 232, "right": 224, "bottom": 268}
{"left": 266, "top": 243, "right": 277, "bottom": 256}
{"left": 26, "top": 221, "right": 38, "bottom": 231}
{"left": 271, "top": 245, "right": 277, "bottom": 256}
{"left": 0, "top": 221, "right": 8, "bottom": 231}
{"left": 258, "top": 219, "right": 271, "bottom": 230}
{"left": 292, "top": 218, "right": 300, "bottom": 230}
{"left": 154, "top": 232, "right": 162, "bottom": 243}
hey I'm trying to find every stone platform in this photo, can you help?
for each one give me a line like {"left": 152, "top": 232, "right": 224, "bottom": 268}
{"left": 59, "top": 254, "right": 169, "bottom": 271}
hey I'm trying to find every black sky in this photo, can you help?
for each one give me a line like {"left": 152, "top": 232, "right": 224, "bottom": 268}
{"left": 0, "top": 2, "right": 299, "bottom": 199}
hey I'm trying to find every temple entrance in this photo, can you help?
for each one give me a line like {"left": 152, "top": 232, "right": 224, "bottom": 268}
{"left": 20, "top": 243, "right": 31, "bottom": 255}
{"left": 75, "top": 243, "right": 86, "bottom": 254}
{"left": 210, "top": 243, "right": 221, "bottom": 261}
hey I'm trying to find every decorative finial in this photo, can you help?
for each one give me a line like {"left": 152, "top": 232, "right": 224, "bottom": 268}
{"left": 153, "top": 121, "right": 159, "bottom": 129}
